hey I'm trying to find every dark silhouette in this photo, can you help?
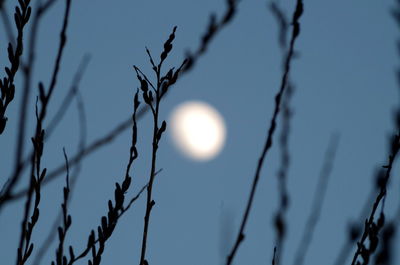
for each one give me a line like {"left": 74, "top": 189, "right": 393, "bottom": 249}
{"left": 0, "top": 0, "right": 399, "bottom": 264}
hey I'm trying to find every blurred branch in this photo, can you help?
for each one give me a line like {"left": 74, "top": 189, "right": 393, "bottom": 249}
{"left": 226, "top": 1, "right": 304, "bottom": 264}
{"left": 272, "top": 83, "right": 293, "bottom": 265}
{"left": 270, "top": 2, "right": 288, "bottom": 51}
{"left": 293, "top": 134, "right": 340, "bottom": 265}
{"left": 46, "top": 54, "right": 90, "bottom": 137}
{"left": 270, "top": 3, "right": 291, "bottom": 264}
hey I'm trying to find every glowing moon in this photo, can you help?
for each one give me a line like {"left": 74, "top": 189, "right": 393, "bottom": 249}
{"left": 170, "top": 101, "right": 226, "bottom": 161}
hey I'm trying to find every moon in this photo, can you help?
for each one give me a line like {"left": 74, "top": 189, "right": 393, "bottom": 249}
{"left": 169, "top": 101, "right": 226, "bottom": 161}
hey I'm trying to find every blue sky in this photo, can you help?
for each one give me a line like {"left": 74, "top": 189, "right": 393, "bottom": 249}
{"left": 1, "top": 0, "right": 399, "bottom": 264}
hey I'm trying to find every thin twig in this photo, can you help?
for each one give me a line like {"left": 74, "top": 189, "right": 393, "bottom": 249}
{"left": 9, "top": 55, "right": 90, "bottom": 212}
{"left": 226, "top": 1, "right": 304, "bottom": 264}
{"left": 8, "top": 115, "right": 135, "bottom": 201}
{"left": 16, "top": 1, "right": 72, "bottom": 263}
{"left": 272, "top": 247, "right": 277, "bottom": 265}
{"left": 69, "top": 181, "right": 149, "bottom": 264}
{"left": 51, "top": 148, "right": 72, "bottom": 265}
{"left": 350, "top": 132, "right": 400, "bottom": 265}
{"left": 270, "top": 4, "right": 291, "bottom": 264}
{"left": 373, "top": 220, "right": 396, "bottom": 264}
{"left": 16, "top": 100, "right": 45, "bottom": 265}
{"left": 69, "top": 88, "right": 141, "bottom": 265}
{"left": 46, "top": 0, "right": 71, "bottom": 102}
{"left": 67, "top": 170, "right": 161, "bottom": 263}
{"left": 137, "top": 27, "right": 178, "bottom": 265}
{"left": 32, "top": 72, "right": 88, "bottom": 265}
{"left": 333, "top": 177, "right": 378, "bottom": 265}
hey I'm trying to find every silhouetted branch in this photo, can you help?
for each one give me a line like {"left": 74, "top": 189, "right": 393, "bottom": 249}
{"left": 51, "top": 148, "right": 72, "bottom": 265}
{"left": 32, "top": 77, "right": 87, "bottom": 265}
{"left": 7, "top": 55, "right": 90, "bottom": 215}
{"left": 6, "top": 0, "right": 242, "bottom": 206}
{"left": 67, "top": 89, "right": 141, "bottom": 265}
{"left": 15, "top": 1, "right": 72, "bottom": 263}
{"left": 226, "top": 1, "right": 304, "bottom": 264}
{"left": 347, "top": 4, "right": 400, "bottom": 258}
{"left": 373, "top": 221, "right": 396, "bottom": 265}
{"left": 350, "top": 131, "right": 400, "bottom": 265}
{"left": 85, "top": 91, "right": 140, "bottom": 265}
{"left": 46, "top": 0, "right": 70, "bottom": 102}
{"left": 0, "top": 0, "right": 33, "bottom": 212}
{"left": 0, "top": 0, "right": 58, "bottom": 213}
{"left": 69, "top": 179, "right": 150, "bottom": 264}
{"left": 8, "top": 114, "right": 135, "bottom": 201}
{"left": 333, "top": 223, "right": 361, "bottom": 265}
{"left": 333, "top": 171, "right": 382, "bottom": 265}
{"left": 0, "top": 0, "right": 31, "bottom": 134}
{"left": 293, "top": 134, "right": 340, "bottom": 265}
{"left": 370, "top": 6, "right": 400, "bottom": 264}
{"left": 270, "top": 3, "right": 292, "bottom": 264}
{"left": 16, "top": 100, "right": 43, "bottom": 265}
{"left": 136, "top": 27, "right": 185, "bottom": 265}
{"left": 371, "top": 189, "right": 400, "bottom": 264}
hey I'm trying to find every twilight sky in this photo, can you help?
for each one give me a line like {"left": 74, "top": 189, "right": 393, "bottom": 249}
{"left": 1, "top": 0, "right": 400, "bottom": 264}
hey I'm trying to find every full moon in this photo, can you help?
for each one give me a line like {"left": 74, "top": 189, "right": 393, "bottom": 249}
{"left": 169, "top": 101, "right": 226, "bottom": 161}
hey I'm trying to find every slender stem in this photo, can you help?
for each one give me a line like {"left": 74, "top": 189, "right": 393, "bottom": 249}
{"left": 139, "top": 67, "right": 161, "bottom": 265}
{"left": 226, "top": 1, "right": 303, "bottom": 264}
{"left": 350, "top": 134, "right": 400, "bottom": 264}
